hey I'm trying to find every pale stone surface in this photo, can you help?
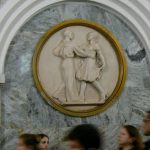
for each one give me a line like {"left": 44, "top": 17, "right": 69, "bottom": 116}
{"left": 38, "top": 26, "right": 119, "bottom": 108}
{"left": 0, "top": 1, "right": 150, "bottom": 150}
{"left": 0, "top": 0, "right": 9, "bottom": 7}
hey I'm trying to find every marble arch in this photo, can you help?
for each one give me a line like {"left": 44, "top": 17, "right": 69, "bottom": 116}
{"left": 0, "top": 0, "right": 150, "bottom": 83}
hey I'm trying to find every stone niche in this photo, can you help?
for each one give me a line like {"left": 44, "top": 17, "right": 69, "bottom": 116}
{"left": 0, "top": 1, "right": 150, "bottom": 150}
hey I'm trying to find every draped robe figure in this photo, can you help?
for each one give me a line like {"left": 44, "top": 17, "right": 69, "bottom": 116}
{"left": 74, "top": 31, "right": 106, "bottom": 102}
{"left": 53, "top": 30, "right": 79, "bottom": 102}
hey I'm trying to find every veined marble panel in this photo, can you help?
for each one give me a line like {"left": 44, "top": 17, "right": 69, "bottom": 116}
{"left": 0, "top": 1, "right": 150, "bottom": 150}
{"left": 0, "top": 0, "right": 9, "bottom": 7}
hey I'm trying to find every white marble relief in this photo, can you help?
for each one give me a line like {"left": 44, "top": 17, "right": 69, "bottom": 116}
{"left": 0, "top": 2, "right": 150, "bottom": 150}
{"left": 52, "top": 30, "right": 106, "bottom": 104}
{"left": 38, "top": 26, "right": 119, "bottom": 109}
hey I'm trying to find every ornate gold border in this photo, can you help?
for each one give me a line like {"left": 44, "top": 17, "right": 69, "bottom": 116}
{"left": 32, "top": 19, "right": 127, "bottom": 117}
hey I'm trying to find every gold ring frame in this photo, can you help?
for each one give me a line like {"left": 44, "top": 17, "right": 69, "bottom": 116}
{"left": 32, "top": 19, "right": 127, "bottom": 117}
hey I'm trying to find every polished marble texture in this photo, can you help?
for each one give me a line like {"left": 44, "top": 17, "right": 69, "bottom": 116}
{"left": 0, "top": 1, "right": 150, "bottom": 150}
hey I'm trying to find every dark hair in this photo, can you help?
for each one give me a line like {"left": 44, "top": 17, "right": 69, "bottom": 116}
{"left": 36, "top": 134, "right": 49, "bottom": 143}
{"left": 120, "top": 125, "right": 144, "bottom": 150}
{"left": 146, "top": 110, "right": 150, "bottom": 118}
{"left": 64, "top": 124, "right": 101, "bottom": 149}
{"left": 19, "top": 134, "right": 39, "bottom": 150}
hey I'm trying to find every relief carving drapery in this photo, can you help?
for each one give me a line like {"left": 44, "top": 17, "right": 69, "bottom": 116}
{"left": 53, "top": 30, "right": 106, "bottom": 104}
{"left": 32, "top": 19, "right": 126, "bottom": 117}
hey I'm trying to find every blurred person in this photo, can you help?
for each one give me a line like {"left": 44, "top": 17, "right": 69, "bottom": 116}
{"left": 36, "top": 134, "right": 49, "bottom": 150}
{"left": 17, "top": 133, "right": 39, "bottom": 150}
{"left": 64, "top": 124, "right": 102, "bottom": 150}
{"left": 143, "top": 110, "right": 150, "bottom": 150}
{"left": 118, "top": 125, "right": 144, "bottom": 150}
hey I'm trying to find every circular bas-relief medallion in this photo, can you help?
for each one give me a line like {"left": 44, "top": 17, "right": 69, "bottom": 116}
{"left": 32, "top": 19, "right": 126, "bottom": 117}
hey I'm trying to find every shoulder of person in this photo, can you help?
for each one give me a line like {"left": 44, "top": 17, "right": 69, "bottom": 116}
{"left": 144, "top": 140, "right": 150, "bottom": 150}
{"left": 145, "top": 139, "right": 150, "bottom": 145}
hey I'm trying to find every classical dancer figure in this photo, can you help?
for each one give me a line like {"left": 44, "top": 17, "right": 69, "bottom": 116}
{"left": 75, "top": 31, "right": 106, "bottom": 102}
{"left": 53, "top": 30, "right": 79, "bottom": 102}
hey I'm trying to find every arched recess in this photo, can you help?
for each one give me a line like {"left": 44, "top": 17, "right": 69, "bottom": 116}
{"left": 0, "top": 0, "right": 150, "bottom": 83}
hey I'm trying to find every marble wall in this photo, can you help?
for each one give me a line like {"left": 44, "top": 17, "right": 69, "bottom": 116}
{"left": 0, "top": 0, "right": 9, "bottom": 7}
{"left": 0, "top": 1, "right": 150, "bottom": 150}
